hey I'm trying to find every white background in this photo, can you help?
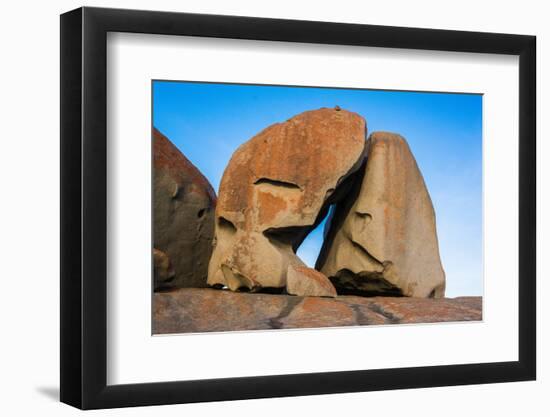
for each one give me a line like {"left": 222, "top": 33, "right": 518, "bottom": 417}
{"left": 0, "top": 0, "right": 546, "bottom": 415}
{"left": 108, "top": 33, "right": 519, "bottom": 384}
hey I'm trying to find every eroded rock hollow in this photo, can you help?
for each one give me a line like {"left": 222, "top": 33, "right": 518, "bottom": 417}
{"left": 207, "top": 107, "right": 367, "bottom": 296}
{"left": 153, "top": 128, "right": 217, "bottom": 290}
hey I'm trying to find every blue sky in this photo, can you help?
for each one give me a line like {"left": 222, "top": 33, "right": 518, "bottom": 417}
{"left": 153, "top": 81, "right": 483, "bottom": 297}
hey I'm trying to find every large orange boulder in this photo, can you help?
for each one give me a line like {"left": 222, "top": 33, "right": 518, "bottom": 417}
{"left": 207, "top": 107, "right": 367, "bottom": 295}
{"left": 317, "top": 132, "right": 446, "bottom": 298}
{"left": 153, "top": 128, "right": 216, "bottom": 290}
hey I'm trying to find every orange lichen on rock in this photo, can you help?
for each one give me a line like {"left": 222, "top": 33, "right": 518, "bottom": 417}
{"left": 317, "top": 132, "right": 446, "bottom": 298}
{"left": 286, "top": 265, "right": 337, "bottom": 297}
{"left": 208, "top": 108, "right": 367, "bottom": 295}
{"left": 153, "top": 289, "right": 481, "bottom": 334}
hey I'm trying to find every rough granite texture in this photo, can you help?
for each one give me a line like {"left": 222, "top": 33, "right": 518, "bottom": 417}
{"left": 318, "top": 131, "right": 446, "bottom": 298}
{"left": 207, "top": 107, "right": 367, "bottom": 295}
{"left": 153, "top": 288, "right": 482, "bottom": 334}
{"left": 153, "top": 128, "right": 217, "bottom": 290}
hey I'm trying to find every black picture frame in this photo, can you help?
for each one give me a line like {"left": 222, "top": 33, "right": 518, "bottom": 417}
{"left": 60, "top": 6, "right": 536, "bottom": 410}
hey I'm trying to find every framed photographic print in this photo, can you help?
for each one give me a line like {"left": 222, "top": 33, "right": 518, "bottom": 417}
{"left": 60, "top": 6, "right": 536, "bottom": 410}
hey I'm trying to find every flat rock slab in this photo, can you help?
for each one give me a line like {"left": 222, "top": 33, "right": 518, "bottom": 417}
{"left": 153, "top": 288, "right": 482, "bottom": 334}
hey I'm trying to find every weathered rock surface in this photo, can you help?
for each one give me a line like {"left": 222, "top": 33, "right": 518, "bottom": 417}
{"left": 208, "top": 107, "right": 366, "bottom": 295}
{"left": 286, "top": 265, "right": 337, "bottom": 297}
{"left": 153, "top": 288, "right": 482, "bottom": 334}
{"left": 153, "top": 248, "right": 175, "bottom": 286}
{"left": 153, "top": 128, "right": 217, "bottom": 290}
{"left": 317, "top": 132, "right": 446, "bottom": 298}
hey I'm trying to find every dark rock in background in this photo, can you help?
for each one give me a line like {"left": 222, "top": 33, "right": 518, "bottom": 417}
{"left": 153, "top": 128, "right": 216, "bottom": 290}
{"left": 153, "top": 288, "right": 482, "bottom": 334}
{"left": 153, "top": 248, "right": 175, "bottom": 288}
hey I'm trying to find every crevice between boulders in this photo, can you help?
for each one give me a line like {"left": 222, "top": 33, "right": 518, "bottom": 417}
{"left": 367, "top": 302, "right": 401, "bottom": 324}
{"left": 267, "top": 296, "right": 304, "bottom": 329}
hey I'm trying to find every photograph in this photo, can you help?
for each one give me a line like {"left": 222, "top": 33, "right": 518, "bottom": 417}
{"left": 151, "top": 81, "right": 483, "bottom": 334}
{"left": 0, "top": 0, "right": 542, "bottom": 413}
{"left": 57, "top": 6, "right": 537, "bottom": 408}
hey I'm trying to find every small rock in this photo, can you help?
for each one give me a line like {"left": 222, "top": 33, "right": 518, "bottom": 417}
{"left": 286, "top": 265, "right": 337, "bottom": 297}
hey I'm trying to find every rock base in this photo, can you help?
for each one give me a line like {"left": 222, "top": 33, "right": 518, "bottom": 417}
{"left": 153, "top": 288, "right": 482, "bottom": 334}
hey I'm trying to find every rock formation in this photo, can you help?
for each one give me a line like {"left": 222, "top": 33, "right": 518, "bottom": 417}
{"left": 153, "top": 128, "right": 216, "bottom": 290}
{"left": 286, "top": 265, "right": 337, "bottom": 297}
{"left": 153, "top": 288, "right": 481, "bottom": 334}
{"left": 153, "top": 248, "right": 175, "bottom": 289}
{"left": 207, "top": 107, "right": 367, "bottom": 296}
{"left": 316, "top": 132, "right": 446, "bottom": 298}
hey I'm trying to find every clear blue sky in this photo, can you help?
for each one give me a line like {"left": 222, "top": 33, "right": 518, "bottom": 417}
{"left": 153, "top": 81, "right": 483, "bottom": 297}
